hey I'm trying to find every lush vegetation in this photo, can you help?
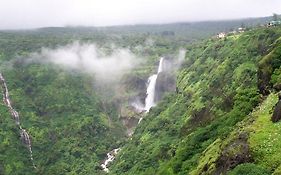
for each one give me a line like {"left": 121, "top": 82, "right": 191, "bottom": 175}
{"left": 1, "top": 17, "right": 281, "bottom": 175}
{"left": 0, "top": 63, "right": 128, "bottom": 174}
{"left": 110, "top": 27, "right": 281, "bottom": 174}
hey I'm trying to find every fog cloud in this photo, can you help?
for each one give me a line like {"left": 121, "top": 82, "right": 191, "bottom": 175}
{"left": 0, "top": 0, "right": 280, "bottom": 29}
{"left": 177, "top": 49, "right": 186, "bottom": 66}
{"left": 35, "top": 42, "right": 139, "bottom": 83}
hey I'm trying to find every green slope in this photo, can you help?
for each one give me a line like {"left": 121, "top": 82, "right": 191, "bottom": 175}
{"left": 0, "top": 64, "right": 126, "bottom": 174}
{"left": 110, "top": 27, "right": 281, "bottom": 174}
{"left": 1, "top": 21, "right": 281, "bottom": 175}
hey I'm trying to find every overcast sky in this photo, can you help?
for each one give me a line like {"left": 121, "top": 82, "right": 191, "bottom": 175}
{"left": 0, "top": 0, "right": 280, "bottom": 29}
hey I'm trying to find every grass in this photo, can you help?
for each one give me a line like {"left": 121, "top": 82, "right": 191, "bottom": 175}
{"left": 247, "top": 93, "right": 281, "bottom": 172}
{"left": 190, "top": 138, "right": 222, "bottom": 175}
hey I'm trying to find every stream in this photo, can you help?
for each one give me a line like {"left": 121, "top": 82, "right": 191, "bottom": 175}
{"left": 101, "top": 148, "right": 120, "bottom": 173}
{"left": 0, "top": 73, "right": 36, "bottom": 169}
{"left": 101, "top": 58, "right": 165, "bottom": 172}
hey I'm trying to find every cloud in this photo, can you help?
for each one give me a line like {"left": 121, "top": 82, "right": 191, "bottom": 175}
{"left": 0, "top": 0, "right": 281, "bottom": 29}
{"left": 34, "top": 42, "right": 140, "bottom": 83}
{"left": 160, "top": 49, "right": 186, "bottom": 73}
{"left": 177, "top": 49, "right": 186, "bottom": 66}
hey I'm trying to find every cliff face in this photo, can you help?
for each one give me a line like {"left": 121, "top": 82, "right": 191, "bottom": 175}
{"left": 154, "top": 72, "right": 176, "bottom": 102}
{"left": 110, "top": 27, "right": 281, "bottom": 175}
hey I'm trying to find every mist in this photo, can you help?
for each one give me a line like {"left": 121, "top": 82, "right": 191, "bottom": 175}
{"left": 34, "top": 42, "right": 140, "bottom": 83}
{"left": 177, "top": 49, "right": 186, "bottom": 64}
{"left": 0, "top": 0, "right": 281, "bottom": 29}
{"left": 162, "top": 49, "right": 186, "bottom": 73}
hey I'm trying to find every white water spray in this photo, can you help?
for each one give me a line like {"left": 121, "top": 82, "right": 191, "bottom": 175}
{"left": 101, "top": 148, "right": 120, "bottom": 173}
{"left": 144, "top": 57, "right": 164, "bottom": 112}
{"left": 137, "top": 57, "right": 165, "bottom": 124}
{"left": 0, "top": 73, "right": 36, "bottom": 169}
{"left": 100, "top": 58, "right": 165, "bottom": 172}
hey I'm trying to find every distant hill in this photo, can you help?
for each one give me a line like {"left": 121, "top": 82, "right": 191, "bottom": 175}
{"left": 1, "top": 15, "right": 276, "bottom": 41}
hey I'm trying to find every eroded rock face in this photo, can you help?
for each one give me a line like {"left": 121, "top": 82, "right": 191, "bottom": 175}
{"left": 154, "top": 72, "right": 176, "bottom": 102}
{"left": 123, "top": 75, "right": 147, "bottom": 93}
{"left": 122, "top": 75, "right": 147, "bottom": 107}
{"left": 215, "top": 132, "right": 252, "bottom": 175}
{"left": 273, "top": 83, "right": 281, "bottom": 91}
{"left": 120, "top": 116, "right": 139, "bottom": 137}
{"left": 120, "top": 105, "right": 144, "bottom": 136}
{"left": 257, "top": 69, "right": 271, "bottom": 96}
{"left": 272, "top": 95, "right": 281, "bottom": 122}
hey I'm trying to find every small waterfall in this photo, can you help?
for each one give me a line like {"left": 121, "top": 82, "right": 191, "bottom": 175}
{"left": 144, "top": 74, "right": 158, "bottom": 111}
{"left": 144, "top": 57, "right": 164, "bottom": 112}
{"left": 100, "top": 58, "right": 165, "bottom": 171}
{"left": 0, "top": 73, "right": 36, "bottom": 169}
{"left": 157, "top": 57, "right": 164, "bottom": 74}
{"left": 137, "top": 57, "right": 164, "bottom": 123}
{"left": 101, "top": 148, "right": 120, "bottom": 173}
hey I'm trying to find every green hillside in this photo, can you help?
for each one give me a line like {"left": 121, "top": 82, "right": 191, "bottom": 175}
{"left": 1, "top": 19, "right": 281, "bottom": 175}
{"left": 110, "top": 27, "right": 281, "bottom": 174}
{"left": 0, "top": 64, "right": 127, "bottom": 174}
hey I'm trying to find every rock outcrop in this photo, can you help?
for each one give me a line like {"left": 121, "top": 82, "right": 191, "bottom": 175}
{"left": 271, "top": 94, "right": 281, "bottom": 122}
{"left": 154, "top": 72, "right": 176, "bottom": 102}
{"left": 215, "top": 132, "right": 252, "bottom": 174}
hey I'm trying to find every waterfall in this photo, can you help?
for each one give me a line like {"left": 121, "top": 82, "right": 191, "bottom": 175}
{"left": 101, "top": 148, "right": 120, "bottom": 173}
{"left": 101, "top": 58, "right": 165, "bottom": 171}
{"left": 144, "top": 57, "right": 164, "bottom": 112}
{"left": 144, "top": 74, "right": 157, "bottom": 111}
{"left": 0, "top": 73, "right": 37, "bottom": 169}
{"left": 157, "top": 57, "right": 164, "bottom": 74}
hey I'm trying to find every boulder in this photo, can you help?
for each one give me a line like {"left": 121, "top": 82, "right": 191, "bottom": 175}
{"left": 271, "top": 94, "right": 281, "bottom": 122}
{"left": 215, "top": 132, "right": 252, "bottom": 174}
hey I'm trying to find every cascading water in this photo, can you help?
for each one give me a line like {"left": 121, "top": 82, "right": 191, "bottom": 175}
{"left": 101, "top": 148, "right": 120, "bottom": 173}
{"left": 144, "top": 74, "right": 157, "bottom": 111}
{"left": 101, "top": 58, "right": 165, "bottom": 172}
{"left": 138, "top": 57, "right": 165, "bottom": 124}
{"left": 144, "top": 57, "right": 164, "bottom": 112}
{"left": 0, "top": 73, "right": 36, "bottom": 169}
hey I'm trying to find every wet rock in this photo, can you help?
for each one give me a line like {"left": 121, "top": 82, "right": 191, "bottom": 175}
{"left": 120, "top": 116, "right": 139, "bottom": 137}
{"left": 101, "top": 148, "right": 121, "bottom": 173}
{"left": 154, "top": 72, "right": 176, "bottom": 102}
{"left": 215, "top": 132, "right": 252, "bottom": 175}
{"left": 271, "top": 94, "right": 281, "bottom": 122}
{"left": 273, "top": 83, "right": 281, "bottom": 91}
{"left": 120, "top": 105, "right": 144, "bottom": 136}
{"left": 123, "top": 75, "right": 147, "bottom": 93}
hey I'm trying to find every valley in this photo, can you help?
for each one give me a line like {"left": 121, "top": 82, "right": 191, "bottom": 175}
{"left": 1, "top": 17, "right": 281, "bottom": 175}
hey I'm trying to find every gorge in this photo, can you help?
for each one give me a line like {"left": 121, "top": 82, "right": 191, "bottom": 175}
{"left": 101, "top": 57, "right": 168, "bottom": 172}
{"left": 1, "top": 17, "right": 281, "bottom": 175}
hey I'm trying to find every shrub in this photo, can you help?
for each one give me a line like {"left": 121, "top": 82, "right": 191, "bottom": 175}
{"left": 228, "top": 163, "right": 270, "bottom": 175}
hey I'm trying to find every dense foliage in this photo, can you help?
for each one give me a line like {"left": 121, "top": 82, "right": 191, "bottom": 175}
{"left": 110, "top": 27, "right": 281, "bottom": 174}
{"left": 228, "top": 163, "right": 270, "bottom": 175}
{"left": 0, "top": 17, "right": 281, "bottom": 175}
{"left": 1, "top": 63, "right": 128, "bottom": 174}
